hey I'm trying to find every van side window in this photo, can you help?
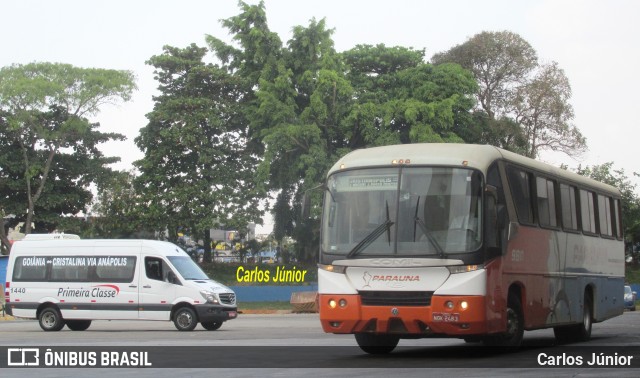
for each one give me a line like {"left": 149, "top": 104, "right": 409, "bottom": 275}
{"left": 145, "top": 257, "right": 179, "bottom": 284}
{"left": 145, "top": 257, "right": 163, "bottom": 281}
{"left": 12, "top": 257, "right": 48, "bottom": 281}
{"left": 95, "top": 257, "right": 137, "bottom": 282}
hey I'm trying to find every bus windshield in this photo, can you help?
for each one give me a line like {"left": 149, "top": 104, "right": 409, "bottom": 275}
{"left": 321, "top": 166, "right": 483, "bottom": 257}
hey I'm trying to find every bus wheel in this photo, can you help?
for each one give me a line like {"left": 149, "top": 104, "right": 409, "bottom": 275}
{"left": 354, "top": 333, "right": 399, "bottom": 354}
{"left": 554, "top": 293, "right": 592, "bottom": 344}
{"left": 484, "top": 295, "right": 524, "bottom": 347}
{"left": 201, "top": 321, "right": 223, "bottom": 331}
{"left": 66, "top": 320, "right": 92, "bottom": 331}
{"left": 39, "top": 306, "right": 65, "bottom": 332}
{"left": 576, "top": 293, "right": 593, "bottom": 341}
{"left": 173, "top": 307, "right": 198, "bottom": 331}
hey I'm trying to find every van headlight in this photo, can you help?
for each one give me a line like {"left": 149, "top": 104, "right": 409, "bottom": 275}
{"left": 200, "top": 290, "right": 219, "bottom": 304}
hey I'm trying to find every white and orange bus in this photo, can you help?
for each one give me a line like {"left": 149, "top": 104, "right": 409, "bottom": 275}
{"left": 317, "top": 143, "right": 624, "bottom": 353}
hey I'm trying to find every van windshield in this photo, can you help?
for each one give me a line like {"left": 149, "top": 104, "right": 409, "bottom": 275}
{"left": 167, "top": 256, "right": 209, "bottom": 280}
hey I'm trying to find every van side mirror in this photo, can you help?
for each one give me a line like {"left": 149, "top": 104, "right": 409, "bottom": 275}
{"left": 167, "top": 271, "right": 180, "bottom": 285}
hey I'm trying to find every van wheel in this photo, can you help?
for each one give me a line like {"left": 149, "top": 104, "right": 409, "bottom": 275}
{"left": 202, "top": 321, "right": 223, "bottom": 331}
{"left": 173, "top": 307, "right": 198, "bottom": 331}
{"left": 39, "top": 307, "right": 65, "bottom": 332}
{"left": 66, "top": 320, "right": 92, "bottom": 331}
{"left": 354, "top": 333, "right": 399, "bottom": 354}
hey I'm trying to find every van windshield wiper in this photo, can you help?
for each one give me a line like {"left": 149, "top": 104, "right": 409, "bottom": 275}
{"left": 413, "top": 196, "right": 445, "bottom": 259}
{"left": 346, "top": 201, "right": 394, "bottom": 259}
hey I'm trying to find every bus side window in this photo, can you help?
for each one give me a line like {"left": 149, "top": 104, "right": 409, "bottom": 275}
{"left": 536, "top": 177, "right": 558, "bottom": 228}
{"left": 597, "top": 194, "right": 613, "bottom": 237}
{"left": 560, "top": 183, "right": 579, "bottom": 231}
{"left": 579, "top": 189, "right": 597, "bottom": 234}
{"left": 506, "top": 166, "right": 534, "bottom": 224}
{"left": 613, "top": 198, "right": 623, "bottom": 239}
{"left": 485, "top": 164, "right": 505, "bottom": 255}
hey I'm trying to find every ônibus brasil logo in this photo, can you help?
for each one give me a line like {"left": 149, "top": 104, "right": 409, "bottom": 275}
{"left": 57, "top": 284, "right": 120, "bottom": 298}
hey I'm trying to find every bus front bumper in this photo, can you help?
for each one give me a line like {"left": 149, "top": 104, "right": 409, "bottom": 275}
{"left": 319, "top": 294, "right": 487, "bottom": 336}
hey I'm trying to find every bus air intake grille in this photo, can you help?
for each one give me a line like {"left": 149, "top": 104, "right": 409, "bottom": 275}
{"left": 219, "top": 293, "right": 236, "bottom": 305}
{"left": 359, "top": 291, "right": 433, "bottom": 306}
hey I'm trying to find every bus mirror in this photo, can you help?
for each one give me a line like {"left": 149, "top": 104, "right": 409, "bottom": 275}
{"left": 508, "top": 222, "right": 519, "bottom": 241}
{"left": 486, "top": 185, "right": 498, "bottom": 202}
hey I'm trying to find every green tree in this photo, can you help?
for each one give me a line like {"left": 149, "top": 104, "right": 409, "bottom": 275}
{"left": 432, "top": 31, "right": 537, "bottom": 119}
{"left": 0, "top": 62, "right": 135, "bottom": 253}
{"left": 206, "top": 2, "right": 477, "bottom": 261}
{"left": 87, "top": 170, "right": 152, "bottom": 239}
{"left": 513, "top": 62, "right": 586, "bottom": 158}
{"left": 432, "top": 31, "right": 585, "bottom": 158}
{"left": 134, "top": 44, "right": 264, "bottom": 261}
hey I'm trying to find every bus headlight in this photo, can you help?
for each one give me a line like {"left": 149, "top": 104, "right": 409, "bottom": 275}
{"left": 318, "top": 264, "right": 347, "bottom": 274}
{"left": 200, "top": 290, "right": 219, "bottom": 304}
{"left": 447, "top": 265, "right": 483, "bottom": 274}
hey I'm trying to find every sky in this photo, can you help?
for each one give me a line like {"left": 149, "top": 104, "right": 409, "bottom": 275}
{"left": 2, "top": 0, "right": 639, "bottom": 233}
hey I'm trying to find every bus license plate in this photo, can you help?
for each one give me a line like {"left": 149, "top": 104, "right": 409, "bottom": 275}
{"left": 432, "top": 313, "right": 459, "bottom": 322}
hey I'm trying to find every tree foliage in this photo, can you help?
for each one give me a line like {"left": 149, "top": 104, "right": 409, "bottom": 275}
{"left": 205, "top": 2, "right": 477, "bottom": 261}
{"left": 432, "top": 31, "right": 585, "bottom": 158}
{"left": 0, "top": 62, "right": 135, "bottom": 253}
{"left": 134, "top": 44, "right": 265, "bottom": 260}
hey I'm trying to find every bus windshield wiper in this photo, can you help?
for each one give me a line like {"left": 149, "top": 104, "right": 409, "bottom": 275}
{"left": 347, "top": 201, "right": 394, "bottom": 259}
{"left": 413, "top": 196, "right": 445, "bottom": 259}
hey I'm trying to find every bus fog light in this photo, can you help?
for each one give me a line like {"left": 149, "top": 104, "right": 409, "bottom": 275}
{"left": 329, "top": 321, "right": 341, "bottom": 328}
{"left": 460, "top": 301, "right": 469, "bottom": 310}
{"left": 329, "top": 299, "right": 337, "bottom": 309}
{"left": 445, "top": 301, "right": 454, "bottom": 309}
{"left": 339, "top": 299, "right": 347, "bottom": 307}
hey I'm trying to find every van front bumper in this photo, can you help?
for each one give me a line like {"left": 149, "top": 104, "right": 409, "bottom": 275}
{"left": 195, "top": 304, "right": 238, "bottom": 323}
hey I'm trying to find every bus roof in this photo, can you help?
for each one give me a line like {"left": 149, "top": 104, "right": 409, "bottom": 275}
{"left": 328, "top": 143, "right": 620, "bottom": 196}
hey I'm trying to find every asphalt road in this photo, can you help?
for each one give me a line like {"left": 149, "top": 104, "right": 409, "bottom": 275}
{"left": 1, "top": 311, "right": 639, "bottom": 377}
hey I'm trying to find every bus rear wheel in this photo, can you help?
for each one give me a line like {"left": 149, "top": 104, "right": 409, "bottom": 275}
{"left": 39, "top": 306, "right": 65, "bottom": 332}
{"left": 354, "top": 333, "right": 399, "bottom": 354}
{"left": 554, "top": 293, "right": 592, "bottom": 344}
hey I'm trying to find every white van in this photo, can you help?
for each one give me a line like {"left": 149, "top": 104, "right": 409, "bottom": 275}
{"left": 4, "top": 236, "right": 238, "bottom": 331}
